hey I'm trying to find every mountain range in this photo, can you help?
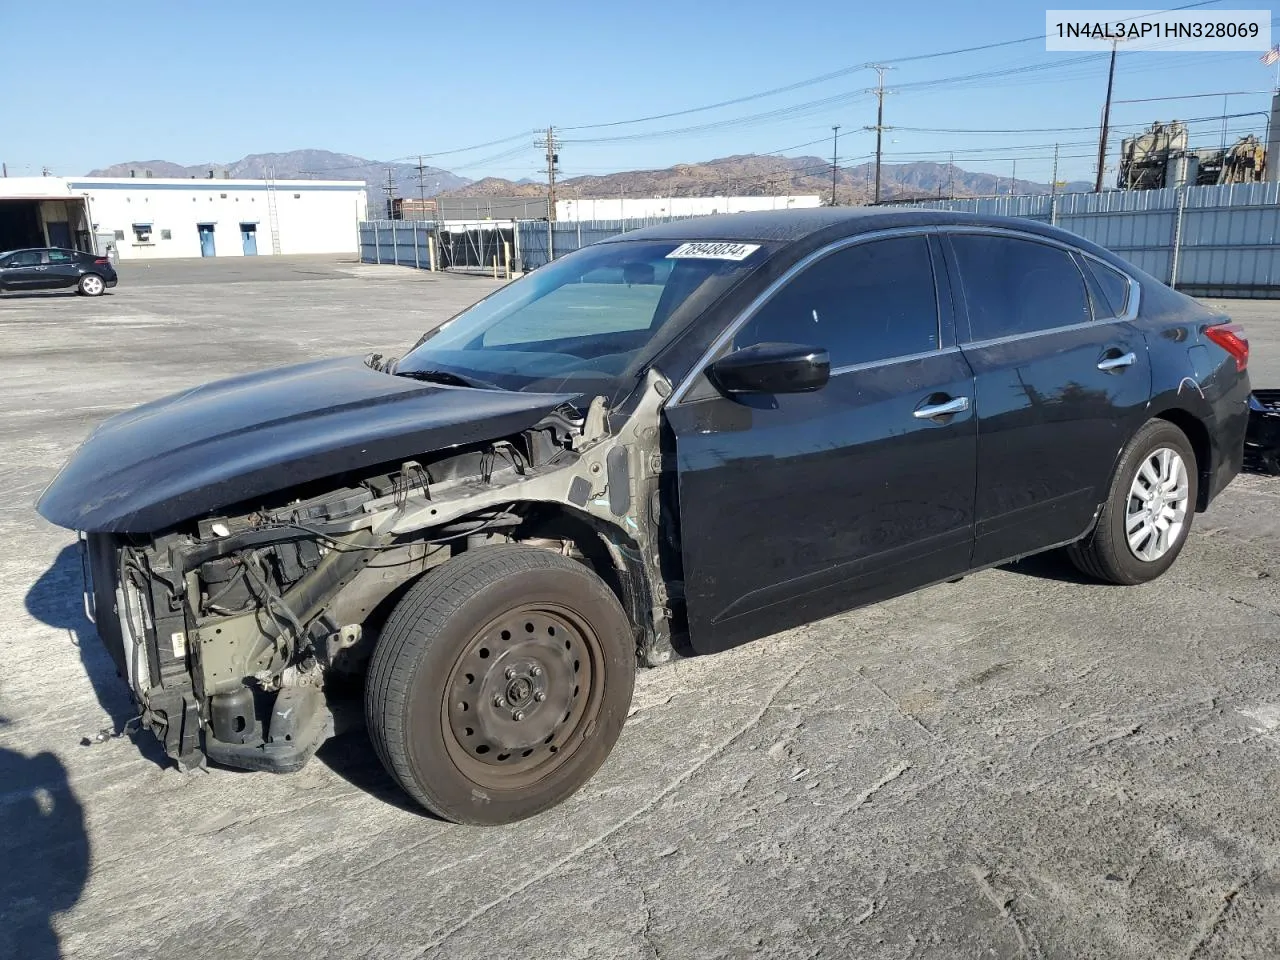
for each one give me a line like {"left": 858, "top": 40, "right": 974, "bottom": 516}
{"left": 89, "top": 149, "right": 1093, "bottom": 209}
{"left": 87, "top": 151, "right": 468, "bottom": 211}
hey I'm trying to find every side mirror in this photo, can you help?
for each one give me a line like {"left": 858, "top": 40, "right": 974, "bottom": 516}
{"left": 708, "top": 342, "right": 830, "bottom": 396}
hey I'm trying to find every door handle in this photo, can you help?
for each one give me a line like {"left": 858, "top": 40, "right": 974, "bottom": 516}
{"left": 913, "top": 396, "right": 970, "bottom": 419}
{"left": 1097, "top": 351, "right": 1136, "bottom": 371}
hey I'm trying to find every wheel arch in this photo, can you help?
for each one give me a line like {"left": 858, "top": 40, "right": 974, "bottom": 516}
{"left": 513, "top": 502, "right": 659, "bottom": 661}
{"left": 1150, "top": 405, "right": 1212, "bottom": 511}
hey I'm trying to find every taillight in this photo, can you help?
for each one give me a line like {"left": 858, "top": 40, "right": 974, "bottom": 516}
{"left": 1205, "top": 322, "right": 1249, "bottom": 372}
{"left": 93, "top": 258, "right": 109, "bottom": 265}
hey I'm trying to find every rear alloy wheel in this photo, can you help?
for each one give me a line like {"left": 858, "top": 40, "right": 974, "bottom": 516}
{"left": 1068, "top": 419, "right": 1198, "bottom": 584}
{"left": 78, "top": 273, "right": 105, "bottom": 296}
{"left": 365, "top": 544, "right": 635, "bottom": 824}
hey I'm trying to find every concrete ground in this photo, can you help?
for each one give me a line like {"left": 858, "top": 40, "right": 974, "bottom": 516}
{"left": 2, "top": 254, "right": 1279, "bottom": 960}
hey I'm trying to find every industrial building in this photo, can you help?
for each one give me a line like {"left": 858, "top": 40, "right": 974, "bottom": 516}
{"left": 0, "top": 176, "right": 367, "bottom": 259}
{"left": 390, "top": 194, "right": 823, "bottom": 224}
{"left": 555, "top": 195, "right": 820, "bottom": 221}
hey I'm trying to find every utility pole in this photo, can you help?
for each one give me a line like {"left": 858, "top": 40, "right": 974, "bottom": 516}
{"left": 1010, "top": 160, "right": 1017, "bottom": 196}
{"left": 830, "top": 125, "right": 840, "bottom": 206}
{"left": 535, "top": 127, "right": 560, "bottom": 222}
{"left": 535, "top": 126, "right": 560, "bottom": 261}
{"left": 383, "top": 167, "right": 397, "bottom": 220}
{"left": 947, "top": 151, "right": 955, "bottom": 198}
{"left": 1094, "top": 40, "right": 1120, "bottom": 193}
{"left": 865, "top": 65, "right": 892, "bottom": 204}
{"left": 416, "top": 155, "right": 428, "bottom": 221}
{"left": 1051, "top": 144, "right": 1060, "bottom": 198}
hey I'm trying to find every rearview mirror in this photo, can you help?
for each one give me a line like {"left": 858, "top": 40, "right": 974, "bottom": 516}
{"left": 708, "top": 342, "right": 830, "bottom": 396}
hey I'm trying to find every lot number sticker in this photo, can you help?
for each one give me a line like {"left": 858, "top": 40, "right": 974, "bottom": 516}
{"left": 666, "top": 242, "right": 761, "bottom": 261}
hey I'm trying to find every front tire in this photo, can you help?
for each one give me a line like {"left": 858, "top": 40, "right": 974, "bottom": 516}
{"left": 1068, "top": 419, "right": 1198, "bottom": 585}
{"left": 365, "top": 544, "right": 636, "bottom": 824}
{"left": 78, "top": 273, "right": 105, "bottom": 296}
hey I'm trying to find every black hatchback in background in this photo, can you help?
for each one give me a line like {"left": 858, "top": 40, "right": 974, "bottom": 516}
{"left": 0, "top": 247, "right": 117, "bottom": 296}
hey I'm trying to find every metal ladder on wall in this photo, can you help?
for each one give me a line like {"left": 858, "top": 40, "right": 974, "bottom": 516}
{"left": 265, "top": 168, "right": 283, "bottom": 255}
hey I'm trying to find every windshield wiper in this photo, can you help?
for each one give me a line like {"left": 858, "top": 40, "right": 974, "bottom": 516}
{"left": 396, "top": 369, "right": 499, "bottom": 390}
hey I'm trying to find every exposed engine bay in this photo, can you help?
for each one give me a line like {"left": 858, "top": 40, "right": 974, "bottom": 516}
{"left": 83, "top": 371, "right": 680, "bottom": 772}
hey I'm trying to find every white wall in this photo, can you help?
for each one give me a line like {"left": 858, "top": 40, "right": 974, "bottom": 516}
{"left": 61, "top": 178, "right": 367, "bottom": 259}
{"left": 0, "top": 177, "right": 75, "bottom": 199}
{"left": 555, "top": 195, "right": 822, "bottom": 221}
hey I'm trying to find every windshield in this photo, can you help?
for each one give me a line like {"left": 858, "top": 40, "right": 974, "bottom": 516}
{"left": 396, "top": 239, "right": 768, "bottom": 399}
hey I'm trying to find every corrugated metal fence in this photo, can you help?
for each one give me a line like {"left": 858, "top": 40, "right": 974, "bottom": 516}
{"left": 903, "top": 182, "right": 1280, "bottom": 298}
{"left": 359, "top": 221, "right": 436, "bottom": 270}
{"left": 359, "top": 216, "right": 699, "bottom": 273}
{"left": 363, "top": 184, "right": 1280, "bottom": 296}
{"left": 514, "top": 217, "right": 698, "bottom": 269}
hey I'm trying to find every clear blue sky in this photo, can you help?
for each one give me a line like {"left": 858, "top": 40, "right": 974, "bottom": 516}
{"left": 2, "top": 0, "right": 1276, "bottom": 186}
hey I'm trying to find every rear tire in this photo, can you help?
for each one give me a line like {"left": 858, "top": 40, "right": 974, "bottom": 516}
{"left": 1068, "top": 419, "right": 1198, "bottom": 585}
{"left": 78, "top": 273, "right": 105, "bottom": 296}
{"left": 365, "top": 544, "right": 636, "bottom": 824}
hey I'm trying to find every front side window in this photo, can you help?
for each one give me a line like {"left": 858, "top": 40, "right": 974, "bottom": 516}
{"left": 398, "top": 239, "right": 768, "bottom": 397}
{"left": 733, "top": 235, "right": 940, "bottom": 367}
{"left": 950, "top": 234, "right": 1091, "bottom": 341}
{"left": 6, "top": 250, "right": 42, "bottom": 268}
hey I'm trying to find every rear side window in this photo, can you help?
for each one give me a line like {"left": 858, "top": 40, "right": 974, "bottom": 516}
{"left": 1084, "top": 259, "right": 1131, "bottom": 318}
{"left": 951, "top": 235, "right": 1091, "bottom": 341}
{"left": 734, "top": 235, "right": 939, "bottom": 368}
{"left": 46, "top": 250, "right": 74, "bottom": 263}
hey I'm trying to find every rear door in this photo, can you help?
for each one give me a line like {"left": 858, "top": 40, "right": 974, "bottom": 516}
{"left": 666, "top": 232, "right": 978, "bottom": 654}
{"left": 44, "top": 249, "right": 82, "bottom": 288}
{"left": 942, "top": 229, "right": 1152, "bottom": 566}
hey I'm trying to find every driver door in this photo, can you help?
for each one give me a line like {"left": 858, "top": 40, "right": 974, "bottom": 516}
{"left": 664, "top": 233, "right": 978, "bottom": 654}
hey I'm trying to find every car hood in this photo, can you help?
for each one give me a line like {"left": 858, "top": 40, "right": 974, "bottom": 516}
{"left": 37, "top": 355, "right": 575, "bottom": 533}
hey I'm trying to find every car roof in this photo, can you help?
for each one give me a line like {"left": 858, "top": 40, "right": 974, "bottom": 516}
{"left": 600, "top": 206, "right": 1129, "bottom": 273}
{"left": 605, "top": 206, "right": 1091, "bottom": 245}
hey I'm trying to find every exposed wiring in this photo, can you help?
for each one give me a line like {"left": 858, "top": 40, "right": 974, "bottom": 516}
{"left": 242, "top": 550, "right": 306, "bottom": 647}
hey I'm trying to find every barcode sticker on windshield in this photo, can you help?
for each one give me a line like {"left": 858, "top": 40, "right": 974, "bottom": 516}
{"left": 666, "top": 242, "right": 761, "bottom": 261}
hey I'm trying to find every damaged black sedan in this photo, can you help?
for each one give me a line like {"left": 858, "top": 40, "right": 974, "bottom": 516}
{"left": 38, "top": 210, "right": 1252, "bottom": 824}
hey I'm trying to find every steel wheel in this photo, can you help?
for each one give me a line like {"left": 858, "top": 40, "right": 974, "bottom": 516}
{"left": 79, "top": 274, "right": 105, "bottom": 296}
{"left": 365, "top": 544, "right": 636, "bottom": 823}
{"left": 1125, "top": 446, "right": 1189, "bottom": 562}
{"left": 442, "top": 603, "right": 603, "bottom": 790}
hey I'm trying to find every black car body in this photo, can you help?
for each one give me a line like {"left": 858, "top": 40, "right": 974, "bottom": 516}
{"left": 36, "top": 209, "right": 1252, "bottom": 823}
{"left": 0, "top": 247, "right": 118, "bottom": 295}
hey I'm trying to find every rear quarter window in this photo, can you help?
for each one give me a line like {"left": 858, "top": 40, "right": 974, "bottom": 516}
{"left": 1083, "top": 259, "right": 1132, "bottom": 318}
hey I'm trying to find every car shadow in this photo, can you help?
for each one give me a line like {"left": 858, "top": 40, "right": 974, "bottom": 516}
{"left": 315, "top": 726, "right": 443, "bottom": 820}
{"left": 0, "top": 291, "right": 114, "bottom": 300}
{"left": 0, "top": 712, "right": 91, "bottom": 960}
{"left": 311, "top": 685, "right": 442, "bottom": 819}
{"left": 999, "top": 549, "right": 1099, "bottom": 584}
{"left": 24, "top": 545, "right": 166, "bottom": 768}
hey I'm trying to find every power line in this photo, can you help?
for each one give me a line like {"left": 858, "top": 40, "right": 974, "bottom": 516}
{"left": 556, "top": 0, "right": 1225, "bottom": 133}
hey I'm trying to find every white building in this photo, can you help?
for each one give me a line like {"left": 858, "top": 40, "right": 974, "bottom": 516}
{"left": 0, "top": 176, "right": 367, "bottom": 259}
{"left": 555, "top": 195, "right": 821, "bottom": 222}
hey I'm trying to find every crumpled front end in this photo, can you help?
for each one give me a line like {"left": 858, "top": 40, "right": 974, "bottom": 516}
{"left": 71, "top": 371, "right": 680, "bottom": 774}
